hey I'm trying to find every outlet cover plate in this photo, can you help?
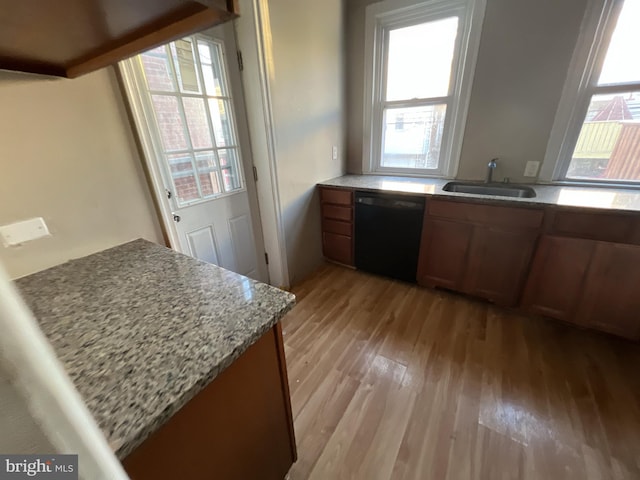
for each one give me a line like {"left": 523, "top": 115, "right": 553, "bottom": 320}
{"left": 524, "top": 161, "right": 540, "bottom": 177}
{"left": 0, "top": 217, "right": 51, "bottom": 247}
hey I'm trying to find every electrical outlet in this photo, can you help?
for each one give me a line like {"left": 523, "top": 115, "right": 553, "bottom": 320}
{"left": 0, "top": 217, "right": 50, "bottom": 247}
{"left": 524, "top": 161, "right": 540, "bottom": 177}
{"left": 332, "top": 146, "right": 338, "bottom": 162}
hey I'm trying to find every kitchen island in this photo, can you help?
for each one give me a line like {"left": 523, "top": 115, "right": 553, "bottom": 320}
{"left": 15, "top": 239, "right": 297, "bottom": 479}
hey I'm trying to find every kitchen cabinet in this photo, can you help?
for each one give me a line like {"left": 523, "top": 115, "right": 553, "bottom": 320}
{"left": 523, "top": 208, "right": 640, "bottom": 340}
{"left": 522, "top": 236, "right": 595, "bottom": 322}
{"left": 576, "top": 243, "right": 640, "bottom": 340}
{"left": 418, "top": 219, "right": 473, "bottom": 291}
{"left": 0, "top": 0, "right": 238, "bottom": 78}
{"left": 463, "top": 226, "right": 539, "bottom": 306}
{"left": 319, "top": 187, "right": 354, "bottom": 266}
{"left": 417, "top": 200, "right": 543, "bottom": 306}
{"left": 124, "top": 325, "right": 296, "bottom": 480}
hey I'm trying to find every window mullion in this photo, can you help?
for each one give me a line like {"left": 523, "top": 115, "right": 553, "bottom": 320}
{"left": 589, "top": 83, "right": 640, "bottom": 96}
{"left": 383, "top": 96, "right": 452, "bottom": 109}
{"left": 165, "top": 40, "right": 204, "bottom": 200}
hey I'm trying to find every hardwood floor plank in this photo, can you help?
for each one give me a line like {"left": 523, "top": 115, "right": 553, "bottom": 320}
{"left": 281, "top": 264, "right": 640, "bottom": 480}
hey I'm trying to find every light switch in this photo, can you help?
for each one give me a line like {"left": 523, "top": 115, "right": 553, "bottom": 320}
{"left": 0, "top": 217, "right": 51, "bottom": 247}
{"left": 332, "top": 146, "right": 338, "bottom": 162}
{"left": 524, "top": 161, "right": 540, "bottom": 177}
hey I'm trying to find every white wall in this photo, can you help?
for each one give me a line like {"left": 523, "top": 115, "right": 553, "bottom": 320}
{"left": 255, "top": 0, "right": 346, "bottom": 285}
{"left": 0, "top": 367, "right": 54, "bottom": 454}
{"left": 0, "top": 68, "right": 164, "bottom": 279}
{"left": 346, "top": 0, "right": 587, "bottom": 182}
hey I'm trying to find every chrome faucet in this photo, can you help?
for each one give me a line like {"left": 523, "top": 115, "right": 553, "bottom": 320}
{"left": 486, "top": 158, "right": 498, "bottom": 183}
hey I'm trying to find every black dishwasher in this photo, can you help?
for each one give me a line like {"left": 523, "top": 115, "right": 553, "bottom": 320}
{"left": 354, "top": 191, "right": 425, "bottom": 283}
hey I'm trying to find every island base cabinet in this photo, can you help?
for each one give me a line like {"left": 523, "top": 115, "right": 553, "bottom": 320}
{"left": 123, "top": 324, "right": 296, "bottom": 480}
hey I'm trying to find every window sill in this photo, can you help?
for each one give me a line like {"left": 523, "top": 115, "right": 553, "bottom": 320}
{"left": 539, "top": 179, "right": 640, "bottom": 191}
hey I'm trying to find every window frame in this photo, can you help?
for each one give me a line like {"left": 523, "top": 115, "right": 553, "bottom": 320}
{"left": 541, "top": 0, "right": 640, "bottom": 186}
{"left": 362, "top": 0, "right": 486, "bottom": 178}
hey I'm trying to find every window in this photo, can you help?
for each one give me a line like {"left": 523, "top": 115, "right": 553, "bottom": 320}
{"left": 544, "top": 0, "right": 640, "bottom": 184}
{"left": 363, "top": 0, "right": 485, "bottom": 176}
{"left": 130, "top": 36, "right": 244, "bottom": 205}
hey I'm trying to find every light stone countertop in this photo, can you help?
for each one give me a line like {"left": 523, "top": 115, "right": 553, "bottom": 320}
{"left": 15, "top": 239, "right": 296, "bottom": 459}
{"left": 318, "top": 175, "right": 640, "bottom": 213}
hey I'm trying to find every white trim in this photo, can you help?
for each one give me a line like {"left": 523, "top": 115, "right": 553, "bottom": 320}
{"left": 540, "top": 0, "right": 632, "bottom": 184}
{"left": 234, "top": 0, "right": 290, "bottom": 288}
{"left": 118, "top": 60, "right": 182, "bottom": 250}
{"left": 362, "top": 0, "right": 486, "bottom": 178}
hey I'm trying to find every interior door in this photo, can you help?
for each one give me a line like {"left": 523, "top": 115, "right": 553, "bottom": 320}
{"left": 126, "top": 24, "right": 268, "bottom": 282}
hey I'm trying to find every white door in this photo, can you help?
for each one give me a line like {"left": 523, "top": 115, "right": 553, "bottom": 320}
{"left": 121, "top": 24, "right": 268, "bottom": 282}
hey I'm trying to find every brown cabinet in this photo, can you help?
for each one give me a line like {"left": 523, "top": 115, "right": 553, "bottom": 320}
{"left": 123, "top": 324, "right": 296, "bottom": 479}
{"left": 418, "top": 219, "right": 473, "bottom": 291}
{"left": 522, "top": 236, "right": 595, "bottom": 322}
{"left": 464, "top": 226, "right": 539, "bottom": 306}
{"left": 319, "top": 187, "right": 354, "bottom": 266}
{"left": 577, "top": 243, "right": 640, "bottom": 340}
{"left": 523, "top": 207, "right": 640, "bottom": 340}
{"left": 524, "top": 235, "right": 640, "bottom": 340}
{"left": 417, "top": 200, "right": 543, "bottom": 306}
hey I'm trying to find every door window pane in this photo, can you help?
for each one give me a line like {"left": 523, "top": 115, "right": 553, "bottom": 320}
{"left": 182, "top": 97, "right": 213, "bottom": 149}
{"left": 198, "top": 41, "right": 227, "bottom": 97}
{"left": 381, "top": 105, "right": 447, "bottom": 169}
{"left": 218, "top": 149, "right": 241, "bottom": 191}
{"left": 171, "top": 39, "right": 201, "bottom": 93}
{"left": 386, "top": 17, "right": 458, "bottom": 101}
{"left": 167, "top": 153, "right": 200, "bottom": 202}
{"left": 598, "top": 0, "right": 640, "bottom": 86}
{"left": 195, "top": 151, "right": 222, "bottom": 197}
{"left": 151, "top": 95, "right": 189, "bottom": 151}
{"left": 209, "top": 99, "right": 235, "bottom": 147}
{"left": 140, "top": 46, "right": 175, "bottom": 92}
{"left": 567, "top": 92, "right": 640, "bottom": 180}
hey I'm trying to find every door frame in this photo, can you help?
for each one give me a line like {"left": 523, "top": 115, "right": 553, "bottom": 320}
{"left": 234, "top": 0, "right": 290, "bottom": 289}
{"left": 117, "top": 23, "right": 289, "bottom": 286}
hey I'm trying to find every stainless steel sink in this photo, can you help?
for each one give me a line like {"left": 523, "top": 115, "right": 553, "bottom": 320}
{"left": 442, "top": 182, "right": 536, "bottom": 198}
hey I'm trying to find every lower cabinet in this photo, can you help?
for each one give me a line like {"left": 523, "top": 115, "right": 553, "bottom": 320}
{"left": 417, "top": 219, "right": 473, "bottom": 291}
{"left": 577, "top": 243, "right": 640, "bottom": 340}
{"left": 417, "top": 200, "right": 542, "bottom": 306}
{"left": 524, "top": 237, "right": 640, "bottom": 340}
{"left": 463, "top": 226, "right": 539, "bottom": 306}
{"left": 522, "top": 235, "right": 596, "bottom": 321}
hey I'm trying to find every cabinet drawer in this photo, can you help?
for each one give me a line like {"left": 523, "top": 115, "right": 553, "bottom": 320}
{"left": 322, "top": 204, "right": 352, "bottom": 222}
{"left": 320, "top": 187, "right": 353, "bottom": 206}
{"left": 428, "top": 199, "right": 543, "bottom": 229}
{"left": 323, "top": 218, "right": 352, "bottom": 236}
{"left": 322, "top": 232, "right": 353, "bottom": 265}
{"left": 550, "top": 209, "right": 638, "bottom": 244}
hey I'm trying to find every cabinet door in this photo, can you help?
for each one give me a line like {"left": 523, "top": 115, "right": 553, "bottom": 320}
{"left": 576, "top": 243, "right": 640, "bottom": 340}
{"left": 464, "top": 227, "right": 539, "bottom": 306}
{"left": 417, "top": 218, "right": 473, "bottom": 290}
{"left": 322, "top": 232, "right": 352, "bottom": 266}
{"left": 522, "top": 236, "right": 595, "bottom": 322}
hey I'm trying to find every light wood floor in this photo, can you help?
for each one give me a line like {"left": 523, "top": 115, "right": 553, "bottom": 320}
{"left": 281, "top": 264, "right": 640, "bottom": 480}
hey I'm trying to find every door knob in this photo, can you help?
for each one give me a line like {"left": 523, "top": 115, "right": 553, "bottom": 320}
{"left": 173, "top": 214, "right": 181, "bottom": 223}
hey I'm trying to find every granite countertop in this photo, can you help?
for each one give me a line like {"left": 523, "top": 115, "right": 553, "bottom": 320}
{"left": 15, "top": 239, "right": 296, "bottom": 459}
{"left": 318, "top": 175, "right": 640, "bottom": 213}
